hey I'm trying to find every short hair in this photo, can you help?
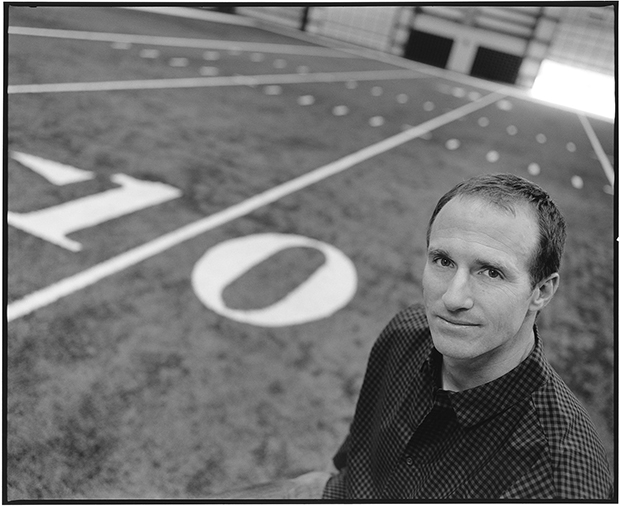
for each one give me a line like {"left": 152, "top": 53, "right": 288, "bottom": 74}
{"left": 426, "top": 173, "right": 566, "bottom": 288}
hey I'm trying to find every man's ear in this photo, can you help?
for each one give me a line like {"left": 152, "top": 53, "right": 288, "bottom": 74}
{"left": 530, "top": 273, "right": 560, "bottom": 312}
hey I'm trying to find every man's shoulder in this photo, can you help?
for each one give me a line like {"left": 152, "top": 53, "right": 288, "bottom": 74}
{"left": 375, "top": 303, "right": 430, "bottom": 347}
{"left": 386, "top": 302, "right": 429, "bottom": 334}
{"left": 533, "top": 366, "right": 603, "bottom": 443}
{"left": 530, "top": 366, "right": 612, "bottom": 497}
{"left": 367, "top": 303, "right": 432, "bottom": 366}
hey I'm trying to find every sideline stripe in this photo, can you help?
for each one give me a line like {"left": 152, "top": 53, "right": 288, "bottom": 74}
{"left": 8, "top": 26, "right": 351, "bottom": 57}
{"left": 577, "top": 114, "right": 615, "bottom": 186}
{"left": 8, "top": 69, "right": 423, "bottom": 94}
{"left": 7, "top": 90, "right": 505, "bottom": 322}
{"left": 123, "top": 6, "right": 259, "bottom": 27}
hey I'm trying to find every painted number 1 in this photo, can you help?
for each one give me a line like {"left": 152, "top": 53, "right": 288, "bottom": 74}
{"left": 8, "top": 152, "right": 182, "bottom": 251}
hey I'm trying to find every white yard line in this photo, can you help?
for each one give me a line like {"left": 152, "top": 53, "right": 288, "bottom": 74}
{"left": 7, "top": 90, "right": 506, "bottom": 322}
{"left": 8, "top": 69, "right": 423, "bottom": 94}
{"left": 577, "top": 114, "right": 615, "bottom": 186}
{"left": 8, "top": 26, "right": 351, "bottom": 57}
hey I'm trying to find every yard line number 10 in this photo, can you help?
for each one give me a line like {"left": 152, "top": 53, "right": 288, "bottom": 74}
{"left": 9, "top": 152, "right": 358, "bottom": 327}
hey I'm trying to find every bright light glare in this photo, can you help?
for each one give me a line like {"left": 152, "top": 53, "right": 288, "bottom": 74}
{"left": 531, "top": 60, "right": 615, "bottom": 120}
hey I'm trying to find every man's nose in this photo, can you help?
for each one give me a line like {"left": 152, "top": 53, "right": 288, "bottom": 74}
{"left": 442, "top": 269, "right": 474, "bottom": 311}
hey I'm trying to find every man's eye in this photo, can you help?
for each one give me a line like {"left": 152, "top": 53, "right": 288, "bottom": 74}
{"left": 484, "top": 268, "right": 502, "bottom": 279}
{"left": 435, "top": 257, "right": 452, "bottom": 267}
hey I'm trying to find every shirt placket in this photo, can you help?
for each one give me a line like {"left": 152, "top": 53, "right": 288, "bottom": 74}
{"left": 382, "top": 390, "right": 456, "bottom": 499}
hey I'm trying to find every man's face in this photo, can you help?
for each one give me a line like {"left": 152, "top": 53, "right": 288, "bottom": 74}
{"left": 422, "top": 195, "right": 540, "bottom": 367}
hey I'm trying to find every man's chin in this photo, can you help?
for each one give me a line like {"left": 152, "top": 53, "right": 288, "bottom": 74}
{"left": 430, "top": 330, "right": 480, "bottom": 361}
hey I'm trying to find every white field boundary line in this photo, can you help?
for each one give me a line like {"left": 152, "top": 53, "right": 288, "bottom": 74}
{"left": 123, "top": 6, "right": 259, "bottom": 27}
{"left": 8, "top": 26, "right": 352, "bottom": 57}
{"left": 8, "top": 69, "right": 423, "bottom": 94}
{"left": 577, "top": 114, "right": 615, "bottom": 186}
{"left": 7, "top": 89, "right": 506, "bottom": 322}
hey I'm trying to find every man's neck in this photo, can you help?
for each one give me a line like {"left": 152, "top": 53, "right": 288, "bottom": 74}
{"left": 441, "top": 330, "right": 536, "bottom": 392}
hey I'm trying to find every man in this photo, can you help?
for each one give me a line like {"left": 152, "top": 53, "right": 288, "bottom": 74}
{"left": 319, "top": 173, "right": 613, "bottom": 499}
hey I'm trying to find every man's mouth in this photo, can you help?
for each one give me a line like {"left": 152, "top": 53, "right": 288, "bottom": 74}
{"left": 437, "top": 315, "right": 479, "bottom": 327}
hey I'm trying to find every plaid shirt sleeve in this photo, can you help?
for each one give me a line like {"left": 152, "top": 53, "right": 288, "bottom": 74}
{"left": 322, "top": 435, "right": 350, "bottom": 499}
{"left": 501, "top": 446, "right": 614, "bottom": 499}
{"left": 322, "top": 468, "right": 349, "bottom": 499}
{"left": 501, "top": 368, "right": 615, "bottom": 500}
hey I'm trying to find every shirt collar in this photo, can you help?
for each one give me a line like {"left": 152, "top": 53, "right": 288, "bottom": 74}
{"left": 423, "top": 326, "right": 549, "bottom": 428}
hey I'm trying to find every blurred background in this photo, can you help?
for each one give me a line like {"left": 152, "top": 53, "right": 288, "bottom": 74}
{"left": 226, "top": 4, "right": 615, "bottom": 118}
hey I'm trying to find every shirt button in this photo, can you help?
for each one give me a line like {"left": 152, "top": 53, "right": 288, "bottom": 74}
{"left": 405, "top": 456, "right": 414, "bottom": 466}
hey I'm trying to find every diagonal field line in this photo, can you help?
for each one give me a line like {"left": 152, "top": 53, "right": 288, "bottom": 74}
{"left": 8, "top": 69, "right": 423, "bottom": 94}
{"left": 7, "top": 90, "right": 506, "bottom": 322}
{"left": 577, "top": 114, "right": 615, "bottom": 186}
{"left": 123, "top": 6, "right": 260, "bottom": 27}
{"left": 8, "top": 26, "right": 352, "bottom": 57}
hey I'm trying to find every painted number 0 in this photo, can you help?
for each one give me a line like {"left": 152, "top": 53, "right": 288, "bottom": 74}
{"left": 192, "top": 233, "right": 358, "bottom": 327}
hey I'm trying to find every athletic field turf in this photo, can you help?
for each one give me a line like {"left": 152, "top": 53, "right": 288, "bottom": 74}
{"left": 6, "top": 6, "right": 615, "bottom": 500}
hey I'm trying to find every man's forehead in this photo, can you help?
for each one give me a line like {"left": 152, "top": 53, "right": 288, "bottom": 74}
{"left": 438, "top": 194, "right": 536, "bottom": 223}
{"left": 429, "top": 195, "right": 539, "bottom": 258}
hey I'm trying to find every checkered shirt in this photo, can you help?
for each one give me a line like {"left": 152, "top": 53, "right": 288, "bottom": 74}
{"left": 322, "top": 303, "right": 613, "bottom": 500}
